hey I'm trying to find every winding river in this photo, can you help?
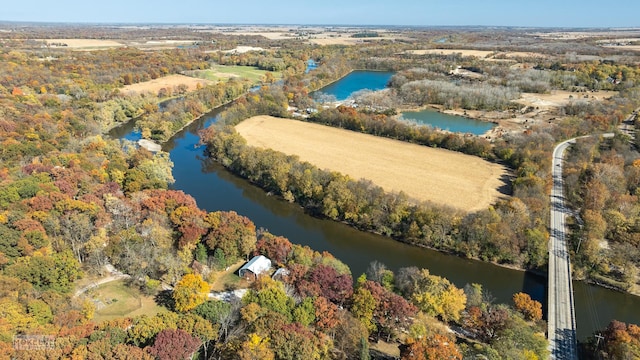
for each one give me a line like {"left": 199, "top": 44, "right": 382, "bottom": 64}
{"left": 109, "top": 73, "right": 640, "bottom": 341}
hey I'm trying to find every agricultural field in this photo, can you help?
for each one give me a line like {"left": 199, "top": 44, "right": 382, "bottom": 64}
{"left": 184, "top": 65, "right": 281, "bottom": 84}
{"left": 120, "top": 74, "right": 215, "bottom": 95}
{"left": 236, "top": 116, "right": 509, "bottom": 212}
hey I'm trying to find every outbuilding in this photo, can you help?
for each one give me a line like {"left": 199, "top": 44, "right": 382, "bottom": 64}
{"left": 238, "top": 255, "right": 272, "bottom": 280}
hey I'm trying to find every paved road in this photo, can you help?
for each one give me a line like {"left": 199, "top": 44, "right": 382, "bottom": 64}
{"left": 548, "top": 134, "right": 613, "bottom": 360}
{"left": 548, "top": 138, "right": 578, "bottom": 360}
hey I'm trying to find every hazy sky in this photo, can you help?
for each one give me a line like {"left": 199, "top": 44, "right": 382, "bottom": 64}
{"left": 2, "top": 0, "right": 638, "bottom": 28}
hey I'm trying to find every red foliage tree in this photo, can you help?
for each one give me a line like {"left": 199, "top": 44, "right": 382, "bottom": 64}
{"left": 363, "top": 280, "right": 418, "bottom": 340}
{"left": 299, "top": 264, "right": 353, "bottom": 305}
{"left": 147, "top": 328, "right": 201, "bottom": 360}
{"left": 255, "top": 232, "right": 292, "bottom": 265}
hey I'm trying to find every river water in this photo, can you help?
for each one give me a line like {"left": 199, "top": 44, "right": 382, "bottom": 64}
{"left": 109, "top": 73, "right": 640, "bottom": 341}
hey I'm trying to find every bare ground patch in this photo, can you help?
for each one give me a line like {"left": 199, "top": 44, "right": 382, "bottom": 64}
{"left": 120, "top": 74, "right": 216, "bottom": 95}
{"left": 40, "top": 38, "right": 124, "bottom": 49}
{"left": 515, "top": 90, "right": 617, "bottom": 110}
{"left": 236, "top": 116, "right": 510, "bottom": 212}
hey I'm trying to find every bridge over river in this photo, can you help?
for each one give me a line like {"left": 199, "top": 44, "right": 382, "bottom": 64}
{"left": 548, "top": 134, "right": 613, "bottom": 360}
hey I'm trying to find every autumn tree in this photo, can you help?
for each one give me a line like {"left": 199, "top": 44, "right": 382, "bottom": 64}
{"left": 512, "top": 292, "right": 542, "bottom": 322}
{"left": 238, "top": 333, "right": 274, "bottom": 360}
{"left": 147, "top": 328, "right": 201, "bottom": 360}
{"left": 362, "top": 279, "right": 418, "bottom": 341}
{"left": 407, "top": 269, "right": 466, "bottom": 323}
{"left": 297, "top": 264, "right": 353, "bottom": 305}
{"left": 270, "top": 322, "right": 329, "bottom": 360}
{"left": 173, "top": 274, "right": 209, "bottom": 312}
{"left": 594, "top": 320, "right": 640, "bottom": 359}
{"left": 400, "top": 334, "right": 462, "bottom": 360}
{"left": 205, "top": 211, "right": 257, "bottom": 262}
{"left": 255, "top": 232, "right": 292, "bottom": 265}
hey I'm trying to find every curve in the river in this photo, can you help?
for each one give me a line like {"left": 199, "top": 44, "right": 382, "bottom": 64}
{"left": 109, "top": 75, "right": 640, "bottom": 341}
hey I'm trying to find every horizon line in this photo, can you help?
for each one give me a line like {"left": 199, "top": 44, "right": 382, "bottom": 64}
{"left": 0, "top": 20, "right": 638, "bottom": 31}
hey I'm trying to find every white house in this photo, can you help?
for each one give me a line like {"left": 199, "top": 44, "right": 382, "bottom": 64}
{"left": 238, "top": 255, "right": 272, "bottom": 280}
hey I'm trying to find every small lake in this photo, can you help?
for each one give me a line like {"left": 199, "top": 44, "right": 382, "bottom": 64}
{"left": 315, "top": 70, "right": 393, "bottom": 101}
{"left": 401, "top": 108, "right": 495, "bottom": 135}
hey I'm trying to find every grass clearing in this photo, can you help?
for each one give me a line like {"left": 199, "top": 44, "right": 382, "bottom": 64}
{"left": 209, "top": 260, "right": 248, "bottom": 292}
{"left": 185, "top": 65, "right": 281, "bottom": 84}
{"left": 236, "top": 116, "right": 510, "bottom": 212}
{"left": 88, "top": 280, "right": 163, "bottom": 323}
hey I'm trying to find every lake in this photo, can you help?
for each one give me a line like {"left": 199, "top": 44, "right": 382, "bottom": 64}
{"left": 314, "top": 70, "right": 393, "bottom": 101}
{"left": 401, "top": 108, "right": 495, "bottom": 136}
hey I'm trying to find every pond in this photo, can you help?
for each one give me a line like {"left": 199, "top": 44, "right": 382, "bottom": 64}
{"left": 401, "top": 108, "right": 495, "bottom": 136}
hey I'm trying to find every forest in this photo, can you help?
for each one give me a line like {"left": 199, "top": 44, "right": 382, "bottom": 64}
{"left": 0, "top": 24, "right": 639, "bottom": 359}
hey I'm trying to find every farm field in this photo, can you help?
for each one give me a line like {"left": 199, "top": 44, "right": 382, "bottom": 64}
{"left": 405, "top": 49, "right": 548, "bottom": 60}
{"left": 184, "top": 65, "right": 281, "bottom": 84}
{"left": 120, "top": 74, "right": 215, "bottom": 95}
{"left": 235, "top": 116, "right": 510, "bottom": 212}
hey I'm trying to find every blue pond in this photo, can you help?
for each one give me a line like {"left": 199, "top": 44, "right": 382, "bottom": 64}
{"left": 316, "top": 70, "right": 393, "bottom": 101}
{"left": 401, "top": 109, "right": 495, "bottom": 136}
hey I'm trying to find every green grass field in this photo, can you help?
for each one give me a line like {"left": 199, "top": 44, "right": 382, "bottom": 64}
{"left": 210, "top": 260, "right": 247, "bottom": 292}
{"left": 185, "top": 65, "right": 281, "bottom": 84}
{"left": 90, "top": 280, "right": 164, "bottom": 323}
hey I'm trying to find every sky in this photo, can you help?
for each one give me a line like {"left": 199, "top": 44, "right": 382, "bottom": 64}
{"left": 2, "top": 0, "right": 639, "bottom": 28}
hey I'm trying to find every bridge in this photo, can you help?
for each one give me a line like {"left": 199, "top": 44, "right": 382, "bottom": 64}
{"left": 548, "top": 134, "right": 613, "bottom": 360}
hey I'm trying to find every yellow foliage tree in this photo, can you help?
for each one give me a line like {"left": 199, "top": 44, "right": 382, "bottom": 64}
{"left": 173, "top": 274, "right": 209, "bottom": 312}
{"left": 513, "top": 292, "right": 543, "bottom": 322}
{"left": 411, "top": 269, "right": 466, "bottom": 323}
{"left": 238, "top": 333, "right": 274, "bottom": 360}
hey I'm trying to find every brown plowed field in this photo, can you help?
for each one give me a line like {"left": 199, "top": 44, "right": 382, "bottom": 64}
{"left": 235, "top": 116, "right": 510, "bottom": 212}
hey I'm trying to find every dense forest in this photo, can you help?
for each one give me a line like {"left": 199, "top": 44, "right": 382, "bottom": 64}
{"left": 0, "top": 24, "right": 639, "bottom": 359}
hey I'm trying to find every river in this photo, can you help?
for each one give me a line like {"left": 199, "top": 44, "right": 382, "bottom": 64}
{"left": 109, "top": 74, "right": 640, "bottom": 341}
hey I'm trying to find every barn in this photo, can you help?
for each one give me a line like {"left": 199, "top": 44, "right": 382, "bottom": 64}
{"left": 238, "top": 255, "right": 272, "bottom": 280}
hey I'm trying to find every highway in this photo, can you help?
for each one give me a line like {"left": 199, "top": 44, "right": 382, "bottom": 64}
{"left": 548, "top": 134, "right": 613, "bottom": 360}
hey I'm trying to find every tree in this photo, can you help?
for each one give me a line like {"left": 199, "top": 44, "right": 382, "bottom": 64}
{"left": 410, "top": 269, "right": 466, "bottom": 323}
{"left": 366, "top": 260, "right": 394, "bottom": 290}
{"left": 238, "top": 333, "right": 274, "bottom": 360}
{"left": 205, "top": 211, "right": 257, "bottom": 262}
{"left": 400, "top": 334, "right": 462, "bottom": 360}
{"left": 351, "top": 285, "right": 377, "bottom": 334}
{"left": 270, "top": 323, "right": 328, "bottom": 360}
{"left": 362, "top": 279, "right": 417, "bottom": 341}
{"left": 333, "top": 310, "right": 369, "bottom": 359}
{"left": 299, "top": 264, "right": 353, "bottom": 305}
{"left": 173, "top": 274, "right": 209, "bottom": 312}
{"left": 512, "top": 292, "right": 542, "bottom": 322}
{"left": 193, "top": 299, "right": 231, "bottom": 324}
{"left": 147, "top": 328, "right": 201, "bottom": 360}
{"left": 255, "top": 232, "right": 292, "bottom": 265}
{"left": 243, "top": 277, "right": 294, "bottom": 321}
{"left": 462, "top": 304, "right": 510, "bottom": 343}
{"left": 314, "top": 296, "right": 339, "bottom": 333}
{"left": 292, "top": 297, "right": 316, "bottom": 326}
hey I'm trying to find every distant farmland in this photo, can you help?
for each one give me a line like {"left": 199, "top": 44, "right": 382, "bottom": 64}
{"left": 120, "top": 74, "right": 215, "bottom": 94}
{"left": 235, "top": 116, "right": 510, "bottom": 212}
{"left": 184, "top": 65, "right": 281, "bottom": 84}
